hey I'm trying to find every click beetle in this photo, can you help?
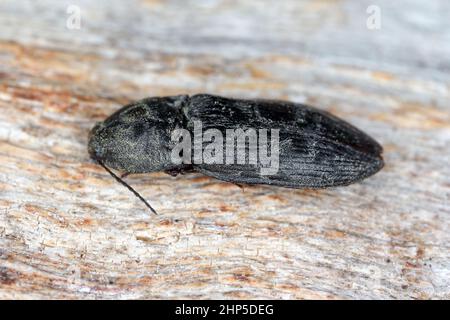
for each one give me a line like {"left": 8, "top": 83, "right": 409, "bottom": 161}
{"left": 88, "top": 94, "right": 384, "bottom": 214}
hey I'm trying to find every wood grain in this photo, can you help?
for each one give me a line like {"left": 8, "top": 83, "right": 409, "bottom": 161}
{"left": 0, "top": 0, "right": 449, "bottom": 299}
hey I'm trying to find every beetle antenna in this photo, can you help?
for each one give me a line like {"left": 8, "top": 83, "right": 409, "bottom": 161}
{"left": 97, "top": 160, "right": 158, "bottom": 215}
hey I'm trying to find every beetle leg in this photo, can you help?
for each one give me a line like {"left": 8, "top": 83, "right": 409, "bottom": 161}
{"left": 233, "top": 183, "right": 245, "bottom": 192}
{"left": 165, "top": 165, "right": 195, "bottom": 177}
{"left": 120, "top": 172, "right": 131, "bottom": 179}
{"left": 164, "top": 168, "right": 181, "bottom": 177}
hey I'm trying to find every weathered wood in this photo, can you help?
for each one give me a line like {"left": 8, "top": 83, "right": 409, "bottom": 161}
{"left": 0, "top": 0, "right": 449, "bottom": 299}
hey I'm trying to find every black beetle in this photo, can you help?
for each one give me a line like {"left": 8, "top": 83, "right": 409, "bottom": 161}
{"left": 88, "top": 94, "right": 384, "bottom": 214}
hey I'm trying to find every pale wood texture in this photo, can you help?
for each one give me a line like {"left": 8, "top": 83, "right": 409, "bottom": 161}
{"left": 0, "top": 0, "right": 449, "bottom": 299}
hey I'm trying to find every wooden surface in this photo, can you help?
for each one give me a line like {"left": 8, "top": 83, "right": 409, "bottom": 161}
{"left": 0, "top": 0, "right": 449, "bottom": 299}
